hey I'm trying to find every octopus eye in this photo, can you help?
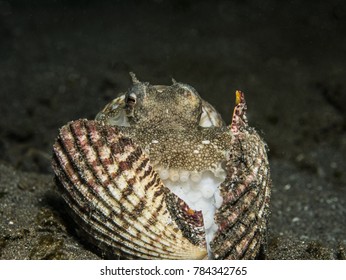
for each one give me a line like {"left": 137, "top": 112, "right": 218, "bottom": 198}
{"left": 126, "top": 93, "right": 137, "bottom": 106}
{"left": 183, "top": 90, "right": 193, "bottom": 98}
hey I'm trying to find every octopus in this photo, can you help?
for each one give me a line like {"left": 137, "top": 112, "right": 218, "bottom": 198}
{"left": 52, "top": 73, "right": 271, "bottom": 259}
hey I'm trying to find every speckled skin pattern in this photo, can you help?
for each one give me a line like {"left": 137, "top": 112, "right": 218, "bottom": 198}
{"left": 52, "top": 74, "right": 271, "bottom": 259}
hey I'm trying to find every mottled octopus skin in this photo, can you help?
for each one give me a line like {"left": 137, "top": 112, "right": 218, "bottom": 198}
{"left": 52, "top": 75, "right": 271, "bottom": 260}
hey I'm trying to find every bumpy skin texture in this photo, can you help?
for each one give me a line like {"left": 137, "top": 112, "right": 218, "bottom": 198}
{"left": 52, "top": 74, "right": 271, "bottom": 259}
{"left": 96, "top": 76, "right": 232, "bottom": 172}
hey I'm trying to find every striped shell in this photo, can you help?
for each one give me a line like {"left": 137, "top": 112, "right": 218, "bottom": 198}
{"left": 52, "top": 75, "right": 271, "bottom": 259}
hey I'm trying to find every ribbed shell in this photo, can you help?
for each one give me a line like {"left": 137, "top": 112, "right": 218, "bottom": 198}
{"left": 209, "top": 91, "right": 271, "bottom": 259}
{"left": 211, "top": 129, "right": 271, "bottom": 259}
{"left": 52, "top": 119, "right": 207, "bottom": 259}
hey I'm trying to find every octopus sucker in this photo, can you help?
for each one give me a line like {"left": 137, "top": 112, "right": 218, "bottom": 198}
{"left": 52, "top": 73, "right": 271, "bottom": 259}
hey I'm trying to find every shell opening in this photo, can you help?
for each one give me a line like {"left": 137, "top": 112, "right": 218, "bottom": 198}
{"left": 155, "top": 165, "right": 226, "bottom": 259}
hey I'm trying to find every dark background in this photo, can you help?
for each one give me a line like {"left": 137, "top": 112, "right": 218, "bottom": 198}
{"left": 0, "top": 0, "right": 345, "bottom": 259}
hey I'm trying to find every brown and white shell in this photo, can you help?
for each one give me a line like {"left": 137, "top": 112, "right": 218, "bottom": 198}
{"left": 52, "top": 73, "right": 271, "bottom": 259}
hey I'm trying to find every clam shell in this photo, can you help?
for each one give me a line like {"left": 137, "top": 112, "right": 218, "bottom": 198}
{"left": 52, "top": 119, "right": 207, "bottom": 259}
